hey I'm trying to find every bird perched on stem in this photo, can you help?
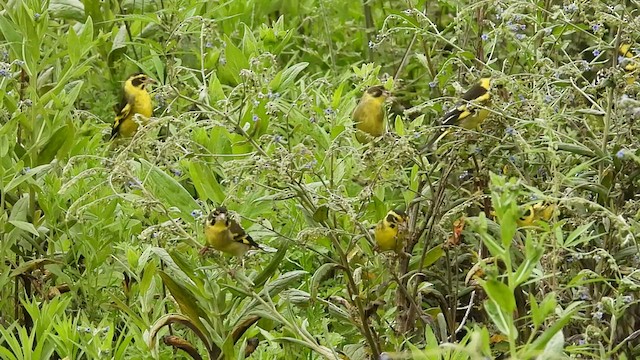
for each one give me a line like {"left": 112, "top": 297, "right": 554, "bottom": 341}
{"left": 373, "top": 209, "right": 408, "bottom": 253}
{"left": 619, "top": 43, "right": 637, "bottom": 84}
{"left": 202, "top": 207, "right": 274, "bottom": 257}
{"left": 111, "top": 73, "right": 156, "bottom": 139}
{"left": 424, "top": 78, "right": 492, "bottom": 150}
{"left": 517, "top": 201, "right": 556, "bottom": 227}
{"left": 353, "top": 85, "right": 391, "bottom": 143}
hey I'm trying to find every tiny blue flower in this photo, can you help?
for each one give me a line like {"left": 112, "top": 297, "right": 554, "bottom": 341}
{"left": 23, "top": 99, "right": 32, "bottom": 107}
{"left": 544, "top": 95, "right": 552, "bottom": 103}
{"left": 23, "top": 167, "right": 31, "bottom": 174}
{"left": 505, "top": 127, "right": 515, "bottom": 136}
{"left": 102, "top": 326, "right": 110, "bottom": 333}
{"left": 34, "top": 13, "right": 41, "bottom": 21}
{"left": 577, "top": 339, "right": 586, "bottom": 346}
{"left": 273, "top": 134, "right": 282, "bottom": 143}
{"left": 190, "top": 209, "right": 203, "bottom": 218}
{"left": 273, "top": 92, "right": 280, "bottom": 99}
{"left": 481, "top": 33, "right": 489, "bottom": 41}
{"left": 205, "top": 41, "right": 213, "bottom": 48}
{"left": 519, "top": 24, "right": 526, "bottom": 30}
{"left": 151, "top": 232, "right": 158, "bottom": 238}
{"left": 85, "top": 327, "right": 92, "bottom": 333}
{"left": 252, "top": 114, "right": 259, "bottom": 122}
{"left": 544, "top": 28, "right": 552, "bottom": 35}
{"left": 563, "top": 3, "right": 578, "bottom": 12}
{"left": 591, "top": 24, "right": 600, "bottom": 32}
{"left": 592, "top": 311, "right": 603, "bottom": 320}
{"left": 0, "top": 69, "right": 9, "bottom": 77}
{"left": 474, "top": 147, "right": 482, "bottom": 154}
{"left": 267, "top": 91, "right": 273, "bottom": 99}
{"left": 508, "top": 155, "right": 516, "bottom": 163}
{"left": 616, "top": 149, "right": 625, "bottom": 159}
{"left": 508, "top": 24, "right": 519, "bottom": 32}
{"left": 592, "top": 49, "right": 601, "bottom": 57}
{"left": 219, "top": 57, "right": 226, "bottom": 66}
{"left": 623, "top": 295, "right": 634, "bottom": 304}
{"left": 324, "top": 107, "right": 334, "bottom": 116}
{"left": 171, "top": 169, "right": 182, "bottom": 176}
{"left": 579, "top": 291, "right": 590, "bottom": 300}
{"left": 515, "top": 33, "right": 526, "bottom": 40}
{"left": 429, "top": 81, "right": 437, "bottom": 88}
{"left": 368, "top": 41, "right": 375, "bottom": 49}
{"left": 14, "top": 60, "right": 24, "bottom": 66}
{"left": 518, "top": 94, "right": 525, "bottom": 101}
{"left": 619, "top": 56, "right": 626, "bottom": 64}
{"left": 514, "top": 15, "right": 522, "bottom": 21}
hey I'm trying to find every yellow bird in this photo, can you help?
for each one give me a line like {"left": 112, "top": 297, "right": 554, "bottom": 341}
{"left": 619, "top": 43, "right": 637, "bottom": 84}
{"left": 202, "top": 207, "right": 271, "bottom": 257}
{"left": 441, "top": 77, "right": 492, "bottom": 130}
{"left": 111, "top": 73, "right": 155, "bottom": 139}
{"left": 373, "top": 209, "right": 408, "bottom": 252}
{"left": 619, "top": 43, "right": 637, "bottom": 72}
{"left": 353, "top": 85, "right": 391, "bottom": 143}
{"left": 424, "top": 78, "right": 492, "bottom": 150}
{"left": 517, "top": 202, "right": 556, "bottom": 227}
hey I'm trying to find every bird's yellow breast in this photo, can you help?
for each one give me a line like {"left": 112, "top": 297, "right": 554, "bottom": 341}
{"left": 117, "top": 86, "right": 153, "bottom": 137}
{"left": 204, "top": 221, "right": 250, "bottom": 257}
{"left": 354, "top": 95, "right": 386, "bottom": 143}
{"left": 375, "top": 222, "right": 400, "bottom": 252}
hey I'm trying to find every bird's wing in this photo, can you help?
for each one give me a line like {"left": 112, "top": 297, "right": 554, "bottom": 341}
{"left": 111, "top": 94, "right": 133, "bottom": 139}
{"left": 441, "top": 83, "right": 490, "bottom": 126}
{"left": 229, "top": 220, "right": 260, "bottom": 248}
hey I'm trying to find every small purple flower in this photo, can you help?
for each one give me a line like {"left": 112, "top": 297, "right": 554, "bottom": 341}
{"left": 273, "top": 134, "right": 282, "bottom": 143}
{"left": 0, "top": 69, "right": 9, "bottom": 77}
{"left": 34, "top": 13, "right": 41, "bottom": 21}
{"left": 22, "top": 167, "right": 31, "bottom": 174}
{"left": 518, "top": 94, "right": 525, "bottom": 101}
{"left": 205, "top": 41, "right": 213, "bottom": 48}
{"left": 368, "top": 41, "right": 375, "bottom": 49}
{"left": 481, "top": 34, "right": 489, "bottom": 41}
{"left": 616, "top": 149, "right": 625, "bottom": 159}
{"left": 618, "top": 56, "right": 626, "bottom": 64}
{"left": 591, "top": 24, "right": 600, "bottom": 32}
{"left": 519, "top": 24, "right": 526, "bottom": 30}
{"left": 623, "top": 295, "right": 634, "bottom": 304}
{"left": 429, "top": 81, "right": 437, "bottom": 88}
{"left": 577, "top": 339, "right": 586, "bottom": 346}
{"left": 171, "top": 168, "right": 182, "bottom": 176}
{"left": 190, "top": 209, "right": 203, "bottom": 218}
{"left": 508, "top": 24, "right": 519, "bottom": 32}
{"left": 515, "top": 33, "right": 526, "bottom": 40}
{"left": 544, "top": 95, "right": 552, "bottom": 103}
{"left": 592, "top": 49, "right": 601, "bottom": 57}
{"left": 252, "top": 114, "right": 259, "bottom": 122}
{"left": 474, "top": 147, "right": 482, "bottom": 154}
{"left": 324, "top": 107, "right": 334, "bottom": 116}
{"left": 514, "top": 15, "right": 522, "bottom": 21}
{"left": 505, "top": 127, "right": 515, "bottom": 136}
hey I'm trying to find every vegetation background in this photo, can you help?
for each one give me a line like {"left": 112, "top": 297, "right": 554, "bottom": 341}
{"left": 1, "top": 0, "right": 640, "bottom": 358}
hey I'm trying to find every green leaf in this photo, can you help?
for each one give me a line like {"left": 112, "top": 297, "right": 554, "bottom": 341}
{"left": 484, "top": 299, "right": 513, "bottom": 337}
{"left": 158, "top": 272, "right": 210, "bottom": 334}
{"left": 562, "top": 221, "right": 595, "bottom": 248}
{"left": 218, "top": 36, "right": 249, "bottom": 86}
{"left": 394, "top": 115, "right": 405, "bottom": 136}
{"left": 48, "top": 0, "right": 85, "bottom": 21}
{"left": 137, "top": 159, "right": 200, "bottom": 223}
{"left": 270, "top": 62, "right": 308, "bottom": 92}
{"left": 186, "top": 161, "right": 226, "bottom": 204}
{"left": 310, "top": 263, "right": 339, "bottom": 301}
{"left": 8, "top": 220, "right": 39, "bottom": 236}
{"left": 108, "top": 24, "right": 128, "bottom": 64}
{"left": 483, "top": 280, "right": 515, "bottom": 313}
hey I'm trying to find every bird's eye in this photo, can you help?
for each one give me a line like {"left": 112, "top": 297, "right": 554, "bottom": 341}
{"left": 390, "top": 224, "right": 396, "bottom": 228}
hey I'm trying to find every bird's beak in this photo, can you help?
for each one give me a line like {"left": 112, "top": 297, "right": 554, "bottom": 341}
{"left": 145, "top": 78, "right": 157, "bottom": 85}
{"left": 215, "top": 213, "right": 227, "bottom": 222}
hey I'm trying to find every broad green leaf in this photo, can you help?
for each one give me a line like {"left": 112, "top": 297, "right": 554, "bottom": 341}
{"left": 49, "top": 0, "right": 85, "bottom": 21}
{"left": 138, "top": 159, "right": 200, "bottom": 223}
{"left": 483, "top": 280, "right": 515, "bottom": 313}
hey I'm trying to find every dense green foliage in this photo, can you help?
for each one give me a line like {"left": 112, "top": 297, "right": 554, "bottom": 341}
{"left": 2, "top": 0, "right": 640, "bottom": 358}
